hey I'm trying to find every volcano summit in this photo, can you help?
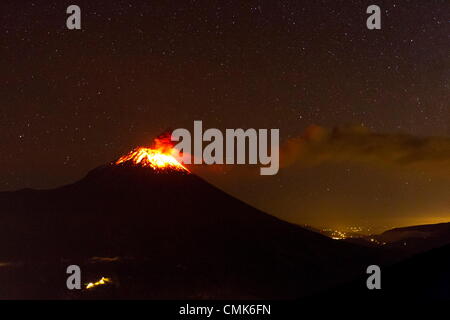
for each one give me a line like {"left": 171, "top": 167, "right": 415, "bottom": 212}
{"left": 115, "top": 132, "right": 189, "bottom": 172}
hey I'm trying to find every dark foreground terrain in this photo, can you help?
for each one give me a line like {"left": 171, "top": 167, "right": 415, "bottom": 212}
{"left": 2, "top": 163, "right": 449, "bottom": 300}
{"left": 0, "top": 164, "right": 380, "bottom": 299}
{"left": 316, "top": 243, "right": 450, "bottom": 301}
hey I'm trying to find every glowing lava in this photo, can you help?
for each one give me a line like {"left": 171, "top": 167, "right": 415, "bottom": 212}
{"left": 115, "top": 132, "right": 189, "bottom": 172}
{"left": 85, "top": 277, "right": 112, "bottom": 289}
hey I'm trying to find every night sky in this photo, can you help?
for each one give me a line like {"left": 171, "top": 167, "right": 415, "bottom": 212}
{"left": 1, "top": 1, "right": 449, "bottom": 230}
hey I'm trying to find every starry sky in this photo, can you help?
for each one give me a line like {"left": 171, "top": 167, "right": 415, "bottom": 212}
{"left": 1, "top": 1, "right": 449, "bottom": 230}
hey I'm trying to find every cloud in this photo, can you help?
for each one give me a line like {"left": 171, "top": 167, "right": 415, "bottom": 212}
{"left": 193, "top": 125, "right": 450, "bottom": 230}
{"left": 281, "top": 125, "right": 450, "bottom": 176}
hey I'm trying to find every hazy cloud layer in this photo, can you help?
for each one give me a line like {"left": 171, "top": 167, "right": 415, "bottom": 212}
{"left": 194, "top": 126, "right": 450, "bottom": 231}
{"left": 281, "top": 125, "right": 450, "bottom": 176}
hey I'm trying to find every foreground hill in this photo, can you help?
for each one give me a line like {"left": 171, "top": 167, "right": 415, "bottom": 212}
{"left": 343, "top": 222, "right": 450, "bottom": 261}
{"left": 316, "top": 243, "right": 450, "bottom": 301}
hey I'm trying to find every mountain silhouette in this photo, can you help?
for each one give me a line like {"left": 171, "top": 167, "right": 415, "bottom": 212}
{"left": 0, "top": 162, "right": 379, "bottom": 299}
{"left": 344, "top": 222, "right": 450, "bottom": 262}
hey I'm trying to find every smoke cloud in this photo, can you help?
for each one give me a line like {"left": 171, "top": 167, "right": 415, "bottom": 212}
{"left": 281, "top": 125, "right": 450, "bottom": 176}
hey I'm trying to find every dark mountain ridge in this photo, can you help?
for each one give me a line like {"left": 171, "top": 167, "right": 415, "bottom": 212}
{"left": 0, "top": 163, "right": 380, "bottom": 299}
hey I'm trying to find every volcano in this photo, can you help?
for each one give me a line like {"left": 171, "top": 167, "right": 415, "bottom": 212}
{"left": 0, "top": 138, "right": 379, "bottom": 299}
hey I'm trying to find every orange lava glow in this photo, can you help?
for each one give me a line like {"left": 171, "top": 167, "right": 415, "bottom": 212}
{"left": 85, "top": 277, "right": 112, "bottom": 289}
{"left": 115, "top": 133, "right": 189, "bottom": 172}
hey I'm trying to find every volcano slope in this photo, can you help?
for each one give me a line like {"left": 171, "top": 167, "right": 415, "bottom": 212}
{"left": 0, "top": 163, "right": 380, "bottom": 299}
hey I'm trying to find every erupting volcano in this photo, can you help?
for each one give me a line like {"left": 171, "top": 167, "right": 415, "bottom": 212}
{"left": 115, "top": 132, "right": 189, "bottom": 173}
{"left": 0, "top": 134, "right": 379, "bottom": 299}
